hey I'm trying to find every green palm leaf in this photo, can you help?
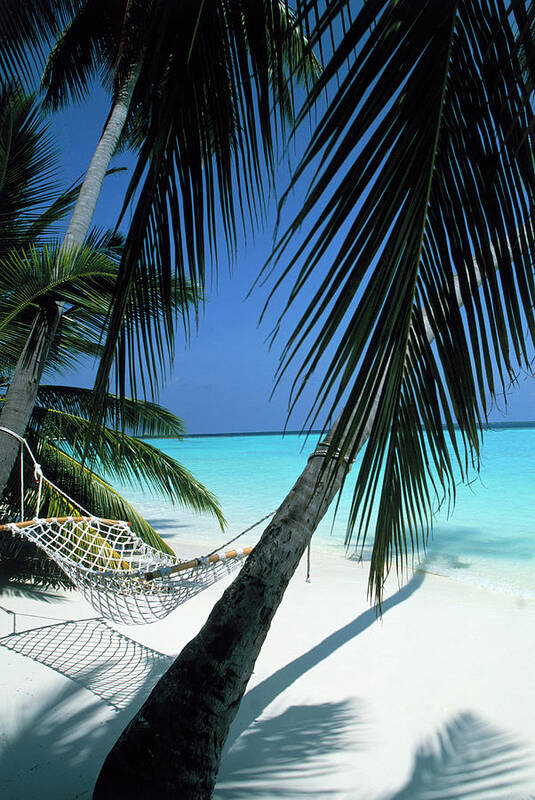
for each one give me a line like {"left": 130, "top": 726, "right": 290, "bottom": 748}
{"left": 30, "top": 386, "right": 226, "bottom": 531}
{"left": 36, "top": 442, "right": 176, "bottom": 553}
{"left": 40, "top": 0, "right": 320, "bottom": 407}
{"left": 266, "top": 1, "right": 535, "bottom": 601}
{"left": 41, "top": 0, "right": 124, "bottom": 109}
{"left": 0, "top": 234, "right": 201, "bottom": 379}
{"left": 36, "top": 386, "right": 186, "bottom": 438}
{"left": 0, "top": 0, "right": 81, "bottom": 87}
{"left": 0, "top": 86, "right": 82, "bottom": 257}
{"left": 37, "top": 410, "right": 224, "bottom": 526}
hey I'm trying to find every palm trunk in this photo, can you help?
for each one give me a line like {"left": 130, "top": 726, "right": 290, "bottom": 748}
{"left": 93, "top": 260, "right": 488, "bottom": 799}
{"left": 0, "top": 66, "right": 141, "bottom": 497}
{"left": 62, "top": 66, "right": 141, "bottom": 249}
{"left": 0, "top": 305, "right": 61, "bottom": 486}
{"left": 92, "top": 413, "right": 375, "bottom": 800}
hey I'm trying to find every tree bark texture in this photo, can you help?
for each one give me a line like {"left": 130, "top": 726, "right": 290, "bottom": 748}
{"left": 0, "top": 304, "right": 61, "bottom": 492}
{"left": 0, "top": 67, "right": 140, "bottom": 497}
{"left": 62, "top": 66, "right": 141, "bottom": 249}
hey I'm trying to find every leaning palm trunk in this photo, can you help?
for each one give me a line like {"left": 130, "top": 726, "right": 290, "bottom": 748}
{"left": 92, "top": 428, "right": 361, "bottom": 800}
{"left": 0, "top": 66, "right": 141, "bottom": 495}
{"left": 62, "top": 67, "right": 141, "bottom": 249}
{"left": 93, "top": 257, "right": 487, "bottom": 799}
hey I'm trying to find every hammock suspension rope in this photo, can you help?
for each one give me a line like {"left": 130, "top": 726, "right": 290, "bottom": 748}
{"left": 0, "top": 427, "right": 272, "bottom": 625}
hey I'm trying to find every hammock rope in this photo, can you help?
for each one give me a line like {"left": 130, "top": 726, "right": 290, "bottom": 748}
{"left": 0, "top": 427, "right": 272, "bottom": 625}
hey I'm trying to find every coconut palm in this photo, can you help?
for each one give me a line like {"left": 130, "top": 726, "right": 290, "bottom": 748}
{"left": 0, "top": 383, "right": 224, "bottom": 588}
{"left": 0, "top": 0, "right": 320, "bottom": 494}
{"left": 93, "top": 3, "right": 535, "bottom": 797}
{"left": 0, "top": 250, "right": 225, "bottom": 585}
{"left": 0, "top": 1, "right": 79, "bottom": 88}
{"left": 0, "top": 235, "right": 226, "bottom": 587}
{"left": 0, "top": 253, "right": 226, "bottom": 536}
{"left": 0, "top": 90, "right": 226, "bottom": 584}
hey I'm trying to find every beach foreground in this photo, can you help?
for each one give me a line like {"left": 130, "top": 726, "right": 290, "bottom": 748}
{"left": 0, "top": 546, "right": 534, "bottom": 799}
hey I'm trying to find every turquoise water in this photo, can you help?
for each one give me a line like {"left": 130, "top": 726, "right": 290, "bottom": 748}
{"left": 114, "top": 427, "right": 535, "bottom": 598}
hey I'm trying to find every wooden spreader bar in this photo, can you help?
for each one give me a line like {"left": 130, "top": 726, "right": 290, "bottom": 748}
{"left": 0, "top": 516, "right": 253, "bottom": 585}
{"left": 144, "top": 546, "right": 253, "bottom": 581}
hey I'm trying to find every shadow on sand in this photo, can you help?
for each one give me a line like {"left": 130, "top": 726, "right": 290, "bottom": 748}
{"left": 0, "top": 617, "right": 172, "bottom": 710}
{"left": 225, "top": 569, "right": 425, "bottom": 750}
{"left": 0, "top": 617, "right": 172, "bottom": 800}
{"left": 218, "top": 708, "right": 533, "bottom": 799}
{"left": 215, "top": 699, "right": 363, "bottom": 798}
{"left": 386, "top": 711, "right": 533, "bottom": 800}
{"left": 5, "top": 570, "right": 527, "bottom": 799}
{"left": 215, "top": 571, "right": 425, "bottom": 796}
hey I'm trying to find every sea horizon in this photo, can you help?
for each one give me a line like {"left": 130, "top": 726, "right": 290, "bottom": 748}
{"left": 116, "top": 425, "right": 535, "bottom": 601}
{"left": 179, "top": 419, "right": 535, "bottom": 438}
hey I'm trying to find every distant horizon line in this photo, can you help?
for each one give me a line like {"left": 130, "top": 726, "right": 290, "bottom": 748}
{"left": 178, "top": 419, "right": 535, "bottom": 438}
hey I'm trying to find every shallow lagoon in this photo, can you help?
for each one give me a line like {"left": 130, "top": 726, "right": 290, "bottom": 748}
{"left": 114, "top": 425, "right": 535, "bottom": 599}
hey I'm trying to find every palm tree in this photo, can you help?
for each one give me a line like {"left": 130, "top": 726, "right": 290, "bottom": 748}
{"left": 0, "top": 0, "right": 320, "bottom": 495}
{"left": 0, "top": 384, "right": 224, "bottom": 588}
{"left": 93, "top": 2, "right": 535, "bottom": 797}
{"left": 0, "top": 82, "right": 87, "bottom": 488}
{"left": 0, "top": 229, "right": 226, "bottom": 587}
{"left": 0, "top": 92, "right": 226, "bottom": 585}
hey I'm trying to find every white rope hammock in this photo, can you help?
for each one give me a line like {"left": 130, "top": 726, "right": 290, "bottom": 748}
{"left": 0, "top": 428, "right": 267, "bottom": 625}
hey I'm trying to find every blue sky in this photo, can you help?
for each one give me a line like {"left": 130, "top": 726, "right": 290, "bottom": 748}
{"left": 50, "top": 86, "right": 328, "bottom": 434}
{"left": 48, "top": 82, "right": 535, "bottom": 435}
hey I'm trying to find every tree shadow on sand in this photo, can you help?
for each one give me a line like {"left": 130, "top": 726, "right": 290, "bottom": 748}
{"left": 0, "top": 575, "right": 70, "bottom": 603}
{"left": 0, "top": 618, "right": 172, "bottom": 800}
{"left": 225, "top": 570, "right": 425, "bottom": 750}
{"left": 216, "top": 699, "right": 363, "bottom": 798}
{"left": 386, "top": 711, "right": 533, "bottom": 800}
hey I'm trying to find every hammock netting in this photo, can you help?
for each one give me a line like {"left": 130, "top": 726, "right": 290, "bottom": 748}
{"left": 0, "top": 427, "right": 256, "bottom": 625}
{"left": 2, "top": 516, "right": 251, "bottom": 624}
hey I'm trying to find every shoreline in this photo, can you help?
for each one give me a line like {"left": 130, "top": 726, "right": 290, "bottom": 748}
{"left": 0, "top": 544, "right": 534, "bottom": 799}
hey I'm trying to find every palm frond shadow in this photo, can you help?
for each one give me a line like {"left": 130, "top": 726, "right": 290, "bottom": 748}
{"left": 215, "top": 700, "right": 361, "bottom": 798}
{"left": 0, "top": 618, "right": 176, "bottom": 799}
{"left": 387, "top": 711, "right": 532, "bottom": 800}
{"left": 0, "top": 576, "right": 68, "bottom": 602}
{"left": 0, "top": 617, "right": 172, "bottom": 710}
{"left": 226, "top": 569, "right": 425, "bottom": 750}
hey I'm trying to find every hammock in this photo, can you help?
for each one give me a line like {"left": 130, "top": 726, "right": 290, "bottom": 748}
{"left": 0, "top": 428, "right": 266, "bottom": 625}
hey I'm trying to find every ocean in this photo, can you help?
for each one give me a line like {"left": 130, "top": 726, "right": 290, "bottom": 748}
{"left": 114, "top": 425, "right": 535, "bottom": 599}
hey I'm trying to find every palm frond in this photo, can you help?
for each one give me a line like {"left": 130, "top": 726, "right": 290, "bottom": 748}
{"left": 0, "top": 437, "right": 174, "bottom": 555}
{"left": 0, "top": 239, "right": 202, "bottom": 389}
{"left": 29, "top": 404, "right": 226, "bottom": 529}
{"left": 0, "top": 390, "right": 227, "bottom": 582}
{"left": 0, "top": 536, "right": 73, "bottom": 589}
{"left": 0, "top": 0, "right": 81, "bottom": 87}
{"left": 23, "top": 176, "right": 84, "bottom": 243}
{"left": 36, "top": 385, "right": 186, "bottom": 439}
{"left": 0, "top": 87, "right": 73, "bottom": 258}
{"left": 0, "top": 242, "right": 118, "bottom": 335}
{"left": 87, "top": 0, "right": 319, "bottom": 407}
{"left": 265, "top": 0, "right": 535, "bottom": 602}
{"left": 0, "top": 316, "right": 104, "bottom": 377}
{"left": 38, "top": 441, "right": 176, "bottom": 553}
{"left": 41, "top": 0, "right": 124, "bottom": 109}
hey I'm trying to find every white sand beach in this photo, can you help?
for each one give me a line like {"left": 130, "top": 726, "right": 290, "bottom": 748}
{"left": 1, "top": 545, "right": 534, "bottom": 800}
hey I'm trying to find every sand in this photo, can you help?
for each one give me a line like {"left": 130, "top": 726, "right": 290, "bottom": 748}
{"left": 0, "top": 545, "right": 534, "bottom": 799}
